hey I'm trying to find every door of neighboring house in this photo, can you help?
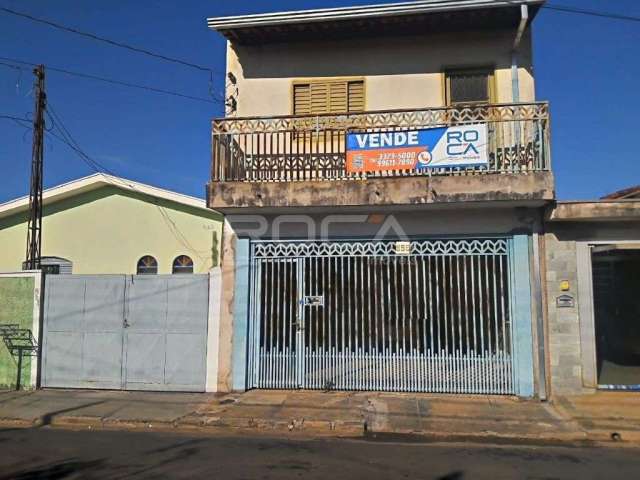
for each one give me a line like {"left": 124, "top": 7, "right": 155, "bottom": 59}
{"left": 247, "top": 238, "right": 517, "bottom": 394}
{"left": 41, "top": 274, "right": 209, "bottom": 392}
{"left": 592, "top": 247, "right": 640, "bottom": 390}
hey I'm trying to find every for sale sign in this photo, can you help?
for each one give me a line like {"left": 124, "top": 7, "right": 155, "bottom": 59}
{"left": 346, "top": 124, "right": 488, "bottom": 173}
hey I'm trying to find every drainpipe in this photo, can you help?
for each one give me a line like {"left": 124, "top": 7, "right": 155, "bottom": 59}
{"left": 511, "top": 4, "right": 529, "bottom": 103}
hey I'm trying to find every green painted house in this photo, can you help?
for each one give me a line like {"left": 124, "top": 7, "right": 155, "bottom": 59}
{"left": 0, "top": 173, "right": 222, "bottom": 275}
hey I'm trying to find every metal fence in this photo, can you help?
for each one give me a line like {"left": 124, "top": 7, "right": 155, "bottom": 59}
{"left": 247, "top": 239, "right": 515, "bottom": 394}
{"left": 212, "top": 102, "right": 550, "bottom": 182}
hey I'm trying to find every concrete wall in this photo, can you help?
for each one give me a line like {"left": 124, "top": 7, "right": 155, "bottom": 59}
{"left": 0, "top": 186, "right": 223, "bottom": 275}
{"left": 543, "top": 221, "right": 640, "bottom": 396}
{"left": 227, "top": 29, "right": 535, "bottom": 117}
{"left": 0, "top": 273, "right": 40, "bottom": 389}
{"left": 210, "top": 173, "right": 555, "bottom": 211}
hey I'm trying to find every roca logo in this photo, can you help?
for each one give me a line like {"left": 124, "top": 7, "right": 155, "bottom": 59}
{"left": 446, "top": 130, "right": 480, "bottom": 156}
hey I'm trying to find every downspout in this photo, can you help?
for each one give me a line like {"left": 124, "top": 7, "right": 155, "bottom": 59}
{"left": 511, "top": 4, "right": 529, "bottom": 103}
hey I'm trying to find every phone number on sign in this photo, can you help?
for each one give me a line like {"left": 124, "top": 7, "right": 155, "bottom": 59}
{"left": 375, "top": 151, "right": 417, "bottom": 166}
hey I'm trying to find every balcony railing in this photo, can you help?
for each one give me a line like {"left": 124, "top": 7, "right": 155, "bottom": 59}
{"left": 211, "top": 102, "right": 550, "bottom": 183}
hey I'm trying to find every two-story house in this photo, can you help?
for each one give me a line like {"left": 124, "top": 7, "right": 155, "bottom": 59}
{"left": 207, "top": 0, "right": 552, "bottom": 398}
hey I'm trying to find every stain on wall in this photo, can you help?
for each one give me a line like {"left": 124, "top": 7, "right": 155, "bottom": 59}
{"left": 0, "top": 277, "right": 35, "bottom": 389}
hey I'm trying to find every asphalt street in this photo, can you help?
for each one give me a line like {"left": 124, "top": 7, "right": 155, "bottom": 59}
{"left": 0, "top": 427, "right": 638, "bottom": 479}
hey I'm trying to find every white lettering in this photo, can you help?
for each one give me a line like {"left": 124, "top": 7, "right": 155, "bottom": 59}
{"left": 407, "top": 131, "right": 419, "bottom": 145}
{"left": 380, "top": 132, "right": 393, "bottom": 147}
{"left": 393, "top": 132, "right": 407, "bottom": 146}
{"left": 355, "top": 134, "right": 368, "bottom": 149}
{"left": 369, "top": 133, "right": 380, "bottom": 148}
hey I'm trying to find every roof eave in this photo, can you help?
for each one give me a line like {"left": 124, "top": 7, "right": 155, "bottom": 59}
{"left": 207, "top": 0, "right": 545, "bottom": 31}
{"left": 0, "top": 173, "right": 211, "bottom": 220}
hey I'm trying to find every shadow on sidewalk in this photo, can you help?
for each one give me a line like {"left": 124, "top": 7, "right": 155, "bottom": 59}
{"left": 34, "top": 401, "right": 106, "bottom": 427}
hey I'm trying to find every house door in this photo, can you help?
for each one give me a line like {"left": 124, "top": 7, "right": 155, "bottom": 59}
{"left": 592, "top": 246, "right": 640, "bottom": 390}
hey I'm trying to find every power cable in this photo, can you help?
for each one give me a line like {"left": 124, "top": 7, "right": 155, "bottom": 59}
{"left": 0, "top": 6, "right": 220, "bottom": 74}
{"left": 0, "top": 57, "right": 221, "bottom": 104}
{"left": 43, "top": 103, "right": 211, "bottom": 261}
{"left": 544, "top": 3, "right": 640, "bottom": 23}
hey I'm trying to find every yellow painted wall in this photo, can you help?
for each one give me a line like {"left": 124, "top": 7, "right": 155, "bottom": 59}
{"left": 227, "top": 29, "right": 535, "bottom": 117}
{"left": 0, "top": 186, "right": 222, "bottom": 274}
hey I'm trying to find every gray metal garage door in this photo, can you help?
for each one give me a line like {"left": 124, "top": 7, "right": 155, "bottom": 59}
{"left": 42, "top": 274, "right": 209, "bottom": 392}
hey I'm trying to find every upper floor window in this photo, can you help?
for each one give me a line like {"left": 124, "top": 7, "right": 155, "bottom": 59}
{"left": 445, "top": 68, "right": 495, "bottom": 106}
{"left": 137, "top": 255, "right": 158, "bottom": 275}
{"left": 172, "top": 255, "right": 194, "bottom": 274}
{"left": 293, "top": 79, "right": 365, "bottom": 115}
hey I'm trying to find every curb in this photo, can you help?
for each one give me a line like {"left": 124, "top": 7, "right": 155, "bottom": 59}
{"left": 2, "top": 415, "right": 640, "bottom": 448}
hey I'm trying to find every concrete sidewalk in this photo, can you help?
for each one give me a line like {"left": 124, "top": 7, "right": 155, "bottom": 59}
{"left": 1, "top": 389, "right": 639, "bottom": 446}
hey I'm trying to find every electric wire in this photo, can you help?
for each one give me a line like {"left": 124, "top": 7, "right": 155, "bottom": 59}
{"left": 0, "top": 6, "right": 221, "bottom": 74}
{"left": 0, "top": 57, "right": 221, "bottom": 104}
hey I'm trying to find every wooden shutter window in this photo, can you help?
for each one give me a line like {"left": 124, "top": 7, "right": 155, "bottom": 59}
{"left": 293, "top": 84, "right": 311, "bottom": 115}
{"left": 347, "top": 81, "right": 365, "bottom": 112}
{"left": 293, "top": 79, "right": 365, "bottom": 115}
{"left": 310, "top": 82, "right": 330, "bottom": 114}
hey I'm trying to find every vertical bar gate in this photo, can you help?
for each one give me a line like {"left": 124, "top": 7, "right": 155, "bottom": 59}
{"left": 247, "top": 238, "right": 515, "bottom": 394}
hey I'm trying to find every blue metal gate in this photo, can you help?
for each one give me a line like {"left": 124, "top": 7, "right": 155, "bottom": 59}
{"left": 247, "top": 238, "right": 516, "bottom": 394}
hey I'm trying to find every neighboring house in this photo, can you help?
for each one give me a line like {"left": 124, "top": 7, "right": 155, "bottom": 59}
{"left": 207, "top": 0, "right": 553, "bottom": 397}
{"left": 0, "top": 173, "right": 222, "bottom": 275}
{"left": 544, "top": 199, "right": 640, "bottom": 395}
{"left": 601, "top": 185, "right": 640, "bottom": 200}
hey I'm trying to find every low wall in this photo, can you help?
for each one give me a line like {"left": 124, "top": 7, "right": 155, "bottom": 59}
{"left": 0, "top": 271, "right": 42, "bottom": 389}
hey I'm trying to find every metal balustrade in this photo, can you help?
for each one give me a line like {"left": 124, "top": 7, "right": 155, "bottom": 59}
{"left": 212, "top": 102, "right": 550, "bottom": 183}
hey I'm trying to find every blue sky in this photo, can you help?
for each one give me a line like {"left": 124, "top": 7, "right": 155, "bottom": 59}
{"left": 1, "top": 0, "right": 639, "bottom": 203}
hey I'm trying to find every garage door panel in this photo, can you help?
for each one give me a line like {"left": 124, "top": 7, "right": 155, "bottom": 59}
{"left": 45, "top": 278, "right": 85, "bottom": 332}
{"left": 167, "top": 276, "right": 209, "bottom": 332}
{"left": 125, "top": 332, "right": 165, "bottom": 385}
{"left": 128, "top": 278, "right": 167, "bottom": 331}
{"left": 165, "top": 333, "right": 206, "bottom": 389}
{"left": 84, "top": 277, "right": 125, "bottom": 332}
{"left": 43, "top": 332, "right": 82, "bottom": 386}
{"left": 83, "top": 332, "right": 123, "bottom": 384}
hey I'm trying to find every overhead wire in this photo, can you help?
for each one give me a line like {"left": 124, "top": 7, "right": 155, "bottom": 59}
{"left": 0, "top": 6, "right": 220, "bottom": 74}
{"left": 1, "top": 108, "right": 210, "bottom": 264}
{"left": 0, "top": 57, "right": 222, "bottom": 104}
{"left": 543, "top": 3, "right": 640, "bottom": 23}
{"left": 45, "top": 103, "right": 211, "bottom": 263}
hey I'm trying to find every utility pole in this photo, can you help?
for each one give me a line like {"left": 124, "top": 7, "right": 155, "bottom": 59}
{"left": 25, "top": 65, "right": 45, "bottom": 271}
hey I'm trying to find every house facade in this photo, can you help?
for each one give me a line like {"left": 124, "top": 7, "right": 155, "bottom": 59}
{"left": 0, "top": 174, "right": 224, "bottom": 393}
{"left": 544, "top": 200, "right": 640, "bottom": 395}
{"left": 207, "top": 0, "right": 553, "bottom": 397}
{"left": 0, "top": 173, "right": 222, "bottom": 275}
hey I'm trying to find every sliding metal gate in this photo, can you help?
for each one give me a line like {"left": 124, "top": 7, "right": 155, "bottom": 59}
{"left": 247, "top": 238, "right": 515, "bottom": 394}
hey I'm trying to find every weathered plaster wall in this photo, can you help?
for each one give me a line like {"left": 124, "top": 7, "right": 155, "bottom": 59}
{"left": 209, "top": 172, "right": 555, "bottom": 211}
{"left": 0, "top": 276, "right": 34, "bottom": 389}
{"left": 226, "top": 29, "right": 535, "bottom": 117}
{"left": 0, "top": 186, "right": 222, "bottom": 274}
{"left": 217, "top": 219, "right": 237, "bottom": 392}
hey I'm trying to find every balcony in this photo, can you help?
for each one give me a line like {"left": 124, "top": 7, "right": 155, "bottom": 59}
{"left": 209, "top": 102, "right": 554, "bottom": 212}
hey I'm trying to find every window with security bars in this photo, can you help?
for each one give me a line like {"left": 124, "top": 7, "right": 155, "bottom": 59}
{"left": 445, "top": 69, "right": 494, "bottom": 105}
{"left": 293, "top": 79, "right": 365, "bottom": 115}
